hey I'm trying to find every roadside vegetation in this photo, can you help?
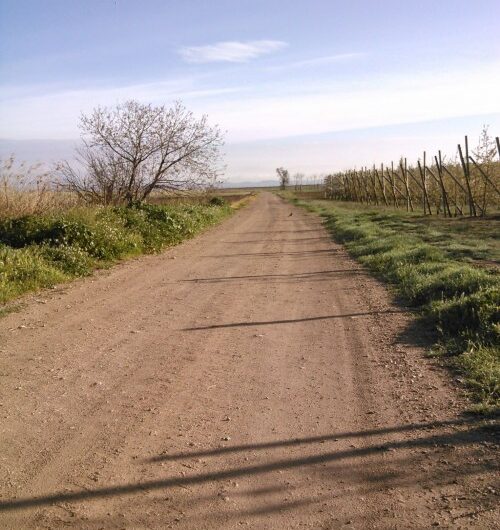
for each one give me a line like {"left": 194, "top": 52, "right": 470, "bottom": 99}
{"left": 284, "top": 194, "right": 499, "bottom": 412}
{"left": 0, "top": 200, "right": 232, "bottom": 304}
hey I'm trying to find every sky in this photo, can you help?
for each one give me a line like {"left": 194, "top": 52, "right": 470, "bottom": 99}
{"left": 1, "top": 0, "right": 499, "bottom": 182}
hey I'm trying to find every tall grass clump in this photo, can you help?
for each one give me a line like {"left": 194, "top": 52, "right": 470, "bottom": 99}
{"left": 0, "top": 202, "right": 231, "bottom": 304}
{"left": 290, "top": 196, "right": 500, "bottom": 411}
{"left": 0, "top": 156, "right": 78, "bottom": 218}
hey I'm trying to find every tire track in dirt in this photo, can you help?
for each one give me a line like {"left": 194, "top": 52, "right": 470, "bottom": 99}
{"left": 0, "top": 193, "right": 498, "bottom": 529}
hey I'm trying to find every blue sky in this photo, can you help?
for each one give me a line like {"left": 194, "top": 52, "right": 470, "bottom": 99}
{"left": 1, "top": 0, "right": 499, "bottom": 180}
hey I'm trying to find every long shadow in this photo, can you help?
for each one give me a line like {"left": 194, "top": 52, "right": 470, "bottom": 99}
{"left": 230, "top": 230, "right": 320, "bottom": 235}
{"left": 204, "top": 249, "right": 341, "bottom": 258}
{"left": 182, "top": 309, "right": 405, "bottom": 331}
{"left": 146, "top": 417, "right": 485, "bottom": 463}
{"left": 1, "top": 419, "right": 496, "bottom": 512}
{"left": 182, "top": 269, "right": 364, "bottom": 283}
{"left": 222, "top": 237, "right": 331, "bottom": 243}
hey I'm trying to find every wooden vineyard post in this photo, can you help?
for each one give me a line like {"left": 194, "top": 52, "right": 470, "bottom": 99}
{"left": 436, "top": 151, "right": 452, "bottom": 217}
{"left": 388, "top": 162, "right": 398, "bottom": 207}
{"left": 458, "top": 139, "right": 476, "bottom": 217}
{"left": 399, "top": 158, "right": 413, "bottom": 211}
{"left": 401, "top": 160, "right": 409, "bottom": 211}
{"left": 364, "top": 167, "right": 371, "bottom": 204}
{"left": 420, "top": 152, "right": 427, "bottom": 214}
{"left": 371, "top": 165, "right": 379, "bottom": 205}
{"left": 376, "top": 163, "right": 389, "bottom": 206}
{"left": 408, "top": 163, "right": 429, "bottom": 215}
{"left": 419, "top": 151, "right": 432, "bottom": 215}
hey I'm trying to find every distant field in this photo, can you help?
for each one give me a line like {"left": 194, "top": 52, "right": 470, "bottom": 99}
{"left": 148, "top": 191, "right": 255, "bottom": 206}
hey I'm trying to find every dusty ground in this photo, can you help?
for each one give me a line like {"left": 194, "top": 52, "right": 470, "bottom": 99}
{"left": 0, "top": 192, "right": 498, "bottom": 529}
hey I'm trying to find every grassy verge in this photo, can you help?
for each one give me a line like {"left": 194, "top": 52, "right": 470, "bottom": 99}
{"left": 0, "top": 201, "right": 232, "bottom": 305}
{"left": 283, "top": 194, "right": 499, "bottom": 413}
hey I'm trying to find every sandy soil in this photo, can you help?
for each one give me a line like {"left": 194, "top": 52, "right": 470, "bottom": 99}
{"left": 0, "top": 192, "right": 498, "bottom": 529}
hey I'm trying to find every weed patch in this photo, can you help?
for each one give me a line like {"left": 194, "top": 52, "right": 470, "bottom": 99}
{"left": 0, "top": 202, "right": 231, "bottom": 304}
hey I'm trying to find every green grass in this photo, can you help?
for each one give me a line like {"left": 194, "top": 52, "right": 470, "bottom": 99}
{"left": 284, "top": 194, "right": 500, "bottom": 412}
{"left": 291, "top": 196, "right": 499, "bottom": 264}
{"left": 0, "top": 202, "right": 232, "bottom": 305}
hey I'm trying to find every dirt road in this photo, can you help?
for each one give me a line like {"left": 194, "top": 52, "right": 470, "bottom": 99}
{"left": 0, "top": 193, "right": 498, "bottom": 529}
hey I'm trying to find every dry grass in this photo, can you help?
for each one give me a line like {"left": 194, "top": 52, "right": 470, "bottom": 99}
{"left": 0, "top": 156, "right": 79, "bottom": 219}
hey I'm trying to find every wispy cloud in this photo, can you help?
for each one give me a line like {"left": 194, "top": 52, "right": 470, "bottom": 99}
{"left": 0, "top": 78, "right": 246, "bottom": 139}
{"left": 179, "top": 40, "right": 287, "bottom": 63}
{"left": 269, "top": 52, "right": 366, "bottom": 72}
{"left": 1, "top": 61, "right": 499, "bottom": 146}
{"left": 195, "top": 60, "right": 500, "bottom": 142}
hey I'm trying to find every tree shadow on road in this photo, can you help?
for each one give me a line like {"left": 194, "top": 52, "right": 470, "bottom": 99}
{"left": 1, "top": 417, "right": 497, "bottom": 513}
{"left": 204, "top": 249, "right": 344, "bottom": 258}
{"left": 181, "top": 269, "right": 365, "bottom": 284}
{"left": 182, "top": 309, "right": 405, "bottom": 331}
{"left": 230, "top": 229, "right": 321, "bottom": 235}
{"left": 222, "top": 236, "right": 332, "bottom": 243}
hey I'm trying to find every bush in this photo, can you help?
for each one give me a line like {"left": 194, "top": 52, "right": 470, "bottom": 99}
{"left": 0, "top": 245, "right": 66, "bottom": 303}
{"left": 209, "top": 196, "right": 227, "bottom": 206}
{"left": 38, "top": 244, "right": 95, "bottom": 276}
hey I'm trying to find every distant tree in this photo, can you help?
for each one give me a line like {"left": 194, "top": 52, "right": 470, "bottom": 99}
{"left": 276, "top": 167, "right": 290, "bottom": 190}
{"left": 293, "top": 172, "right": 304, "bottom": 191}
{"left": 59, "top": 100, "right": 224, "bottom": 205}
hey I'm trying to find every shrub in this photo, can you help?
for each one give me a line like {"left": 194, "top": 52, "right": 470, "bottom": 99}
{"left": 209, "top": 196, "right": 227, "bottom": 206}
{"left": 0, "top": 245, "right": 66, "bottom": 303}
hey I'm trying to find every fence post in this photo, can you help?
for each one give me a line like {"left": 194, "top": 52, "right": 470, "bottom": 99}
{"left": 458, "top": 141, "right": 476, "bottom": 217}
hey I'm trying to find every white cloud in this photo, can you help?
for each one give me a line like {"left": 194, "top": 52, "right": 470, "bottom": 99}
{"left": 268, "top": 52, "right": 366, "bottom": 71}
{"left": 179, "top": 40, "right": 287, "bottom": 63}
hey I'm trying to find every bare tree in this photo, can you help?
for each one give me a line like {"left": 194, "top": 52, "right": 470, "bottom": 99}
{"left": 471, "top": 125, "right": 500, "bottom": 213}
{"left": 276, "top": 167, "right": 290, "bottom": 190}
{"left": 60, "top": 100, "right": 224, "bottom": 205}
{"left": 293, "top": 172, "right": 304, "bottom": 191}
